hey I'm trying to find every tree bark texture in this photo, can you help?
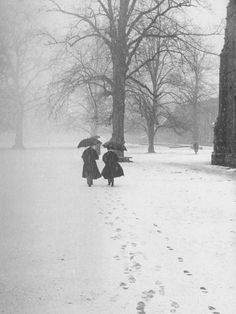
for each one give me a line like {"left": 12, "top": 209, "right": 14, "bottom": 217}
{"left": 110, "top": 1, "right": 128, "bottom": 148}
{"left": 13, "top": 103, "right": 24, "bottom": 149}
{"left": 147, "top": 121, "right": 155, "bottom": 153}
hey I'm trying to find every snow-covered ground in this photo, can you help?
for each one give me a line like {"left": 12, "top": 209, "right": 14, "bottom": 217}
{"left": 0, "top": 145, "right": 235, "bottom": 314}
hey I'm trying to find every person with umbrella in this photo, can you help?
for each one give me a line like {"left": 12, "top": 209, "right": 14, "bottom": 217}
{"left": 101, "top": 141, "right": 125, "bottom": 187}
{"left": 78, "top": 137, "right": 101, "bottom": 187}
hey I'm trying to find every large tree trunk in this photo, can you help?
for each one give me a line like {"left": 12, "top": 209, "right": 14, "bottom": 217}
{"left": 111, "top": 56, "right": 126, "bottom": 158}
{"left": 110, "top": 3, "right": 128, "bottom": 158}
{"left": 111, "top": 67, "right": 125, "bottom": 145}
{"left": 147, "top": 122, "right": 155, "bottom": 153}
{"left": 13, "top": 103, "right": 24, "bottom": 149}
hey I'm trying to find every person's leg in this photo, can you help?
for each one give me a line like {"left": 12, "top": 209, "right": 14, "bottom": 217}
{"left": 87, "top": 176, "right": 92, "bottom": 187}
{"left": 111, "top": 178, "right": 114, "bottom": 187}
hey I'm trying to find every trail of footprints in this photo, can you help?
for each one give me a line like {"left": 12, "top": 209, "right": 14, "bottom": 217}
{"left": 100, "top": 196, "right": 220, "bottom": 314}
{"left": 153, "top": 222, "right": 220, "bottom": 313}
{"left": 104, "top": 198, "right": 178, "bottom": 313}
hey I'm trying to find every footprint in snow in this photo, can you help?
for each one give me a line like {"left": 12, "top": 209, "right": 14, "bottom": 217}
{"left": 208, "top": 308, "right": 220, "bottom": 314}
{"left": 178, "top": 257, "right": 184, "bottom": 262}
{"left": 110, "top": 234, "right": 121, "bottom": 240}
{"left": 208, "top": 306, "right": 216, "bottom": 310}
{"left": 154, "top": 265, "right": 161, "bottom": 272}
{"left": 141, "top": 289, "right": 156, "bottom": 301}
{"left": 200, "top": 286, "right": 208, "bottom": 294}
{"left": 120, "top": 282, "right": 129, "bottom": 290}
{"left": 136, "top": 301, "right": 146, "bottom": 314}
{"left": 132, "top": 262, "right": 142, "bottom": 270}
{"left": 183, "top": 270, "right": 192, "bottom": 276}
{"left": 128, "top": 275, "right": 136, "bottom": 283}
{"left": 153, "top": 224, "right": 162, "bottom": 231}
{"left": 167, "top": 246, "right": 174, "bottom": 251}
{"left": 113, "top": 255, "right": 120, "bottom": 261}
{"left": 170, "top": 300, "right": 180, "bottom": 312}
{"left": 121, "top": 244, "right": 127, "bottom": 250}
{"left": 130, "top": 254, "right": 135, "bottom": 261}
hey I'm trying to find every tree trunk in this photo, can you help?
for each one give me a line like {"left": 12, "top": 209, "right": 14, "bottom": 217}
{"left": 147, "top": 122, "right": 155, "bottom": 153}
{"left": 111, "top": 58, "right": 126, "bottom": 139}
{"left": 111, "top": 43, "right": 127, "bottom": 157}
{"left": 192, "top": 102, "right": 199, "bottom": 145}
{"left": 13, "top": 103, "right": 24, "bottom": 149}
{"left": 109, "top": 1, "right": 129, "bottom": 159}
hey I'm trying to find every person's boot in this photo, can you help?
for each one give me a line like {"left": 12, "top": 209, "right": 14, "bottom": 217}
{"left": 111, "top": 179, "right": 114, "bottom": 187}
{"left": 108, "top": 179, "right": 111, "bottom": 185}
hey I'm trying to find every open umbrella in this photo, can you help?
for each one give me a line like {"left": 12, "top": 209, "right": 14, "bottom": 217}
{"left": 77, "top": 136, "right": 102, "bottom": 148}
{"left": 103, "top": 141, "right": 127, "bottom": 151}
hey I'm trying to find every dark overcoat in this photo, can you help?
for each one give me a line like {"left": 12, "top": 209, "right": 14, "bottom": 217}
{"left": 82, "top": 147, "right": 101, "bottom": 179}
{"left": 101, "top": 151, "right": 124, "bottom": 179}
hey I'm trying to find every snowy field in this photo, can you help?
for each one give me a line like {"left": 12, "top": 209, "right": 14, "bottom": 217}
{"left": 0, "top": 145, "right": 235, "bottom": 314}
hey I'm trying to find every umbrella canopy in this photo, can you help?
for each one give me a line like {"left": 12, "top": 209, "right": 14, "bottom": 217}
{"left": 103, "top": 141, "right": 127, "bottom": 151}
{"left": 77, "top": 136, "right": 102, "bottom": 148}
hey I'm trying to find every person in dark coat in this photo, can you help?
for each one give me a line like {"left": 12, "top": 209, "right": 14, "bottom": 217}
{"left": 101, "top": 149, "right": 124, "bottom": 187}
{"left": 193, "top": 142, "right": 199, "bottom": 154}
{"left": 82, "top": 146, "right": 101, "bottom": 187}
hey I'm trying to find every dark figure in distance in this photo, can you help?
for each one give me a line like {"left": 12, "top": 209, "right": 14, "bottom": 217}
{"left": 101, "top": 149, "right": 124, "bottom": 186}
{"left": 82, "top": 146, "right": 101, "bottom": 187}
{"left": 193, "top": 142, "right": 199, "bottom": 154}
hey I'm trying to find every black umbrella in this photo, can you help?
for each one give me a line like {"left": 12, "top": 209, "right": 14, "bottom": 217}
{"left": 103, "top": 141, "right": 127, "bottom": 151}
{"left": 77, "top": 136, "right": 102, "bottom": 148}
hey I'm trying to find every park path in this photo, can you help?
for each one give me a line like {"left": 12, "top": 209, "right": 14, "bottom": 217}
{"left": 0, "top": 146, "right": 235, "bottom": 314}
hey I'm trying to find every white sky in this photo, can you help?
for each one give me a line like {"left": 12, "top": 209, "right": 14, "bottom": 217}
{"left": 188, "top": 0, "right": 229, "bottom": 53}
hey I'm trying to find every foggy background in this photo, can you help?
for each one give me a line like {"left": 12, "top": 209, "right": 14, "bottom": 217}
{"left": 0, "top": 0, "right": 228, "bottom": 149}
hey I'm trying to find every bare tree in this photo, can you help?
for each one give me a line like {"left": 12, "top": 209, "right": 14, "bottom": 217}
{"left": 54, "top": 83, "right": 112, "bottom": 136}
{"left": 170, "top": 46, "right": 217, "bottom": 149}
{"left": 46, "top": 0, "right": 204, "bottom": 150}
{"left": 127, "top": 19, "right": 199, "bottom": 153}
{"left": 48, "top": 39, "right": 112, "bottom": 135}
{"left": 0, "top": 1, "right": 48, "bottom": 148}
